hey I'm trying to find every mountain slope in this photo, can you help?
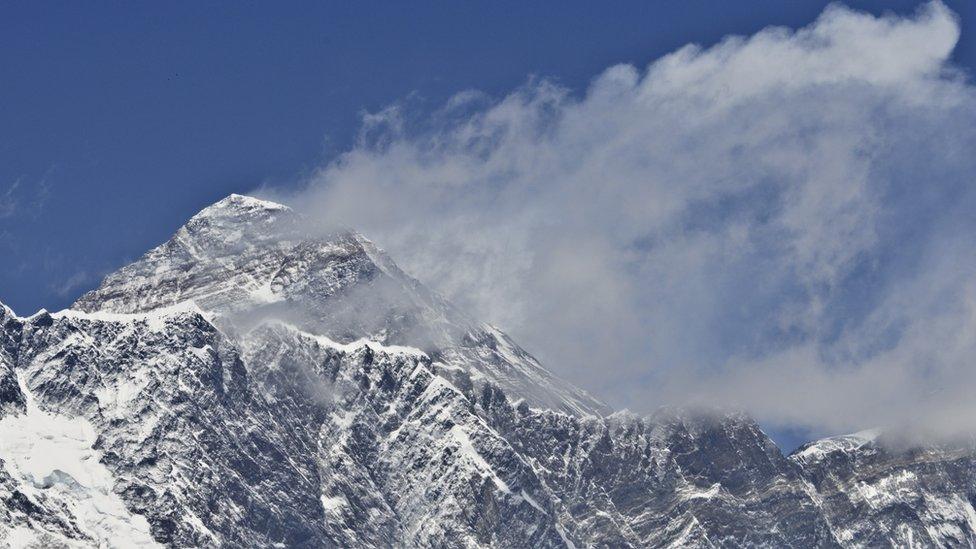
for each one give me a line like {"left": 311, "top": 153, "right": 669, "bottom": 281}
{"left": 2, "top": 194, "right": 975, "bottom": 548}
{"left": 74, "top": 194, "right": 606, "bottom": 418}
{"left": 791, "top": 431, "right": 976, "bottom": 546}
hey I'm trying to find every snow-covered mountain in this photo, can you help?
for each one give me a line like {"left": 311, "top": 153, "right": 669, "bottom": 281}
{"left": 2, "top": 194, "right": 975, "bottom": 548}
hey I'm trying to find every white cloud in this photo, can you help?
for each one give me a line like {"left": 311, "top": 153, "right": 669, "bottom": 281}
{"left": 265, "top": 1, "right": 976, "bottom": 439}
{"left": 53, "top": 271, "right": 92, "bottom": 298}
{"left": 0, "top": 179, "right": 20, "bottom": 219}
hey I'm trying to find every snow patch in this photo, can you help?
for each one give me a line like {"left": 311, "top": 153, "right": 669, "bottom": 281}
{"left": 52, "top": 300, "right": 206, "bottom": 331}
{"left": 2, "top": 526, "right": 43, "bottom": 548}
{"left": 449, "top": 425, "right": 511, "bottom": 494}
{"left": 270, "top": 321, "right": 427, "bottom": 358}
{"left": 193, "top": 194, "right": 291, "bottom": 221}
{"left": 320, "top": 494, "right": 349, "bottom": 515}
{"left": 331, "top": 409, "right": 357, "bottom": 430}
{"left": 249, "top": 278, "right": 282, "bottom": 304}
{"left": 555, "top": 523, "right": 577, "bottom": 549}
{"left": 94, "top": 378, "right": 149, "bottom": 413}
{"left": 520, "top": 490, "right": 546, "bottom": 514}
{"left": 0, "top": 373, "right": 160, "bottom": 548}
{"left": 224, "top": 194, "right": 290, "bottom": 212}
{"left": 679, "top": 482, "right": 722, "bottom": 500}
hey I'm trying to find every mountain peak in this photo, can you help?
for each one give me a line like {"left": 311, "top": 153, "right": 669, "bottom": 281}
{"left": 790, "top": 428, "right": 883, "bottom": 464}
{"left": 71, "top": 194, "right": 609, "bottom": 416}
{"left": 182, "top": 193, "right": 294, "bottom": 232}
{"left": 202, "top": 193, "right": 290, "bottom": 215}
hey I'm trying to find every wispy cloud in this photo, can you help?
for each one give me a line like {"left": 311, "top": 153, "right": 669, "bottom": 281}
{"left": 52, "top": 270, "right": 93, "bottom": 299}
{"left": 0, "top": 168, "right": 56, "bottom": 220}
{"left": 266, "top": 2, "right": 976, "bottom": 439}
{"left": 0, "top": 179, "right": 20, "bottom": 219}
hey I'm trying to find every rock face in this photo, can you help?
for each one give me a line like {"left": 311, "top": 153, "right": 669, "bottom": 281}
{"left": 791, "top": 432, "right": 976, "bottom": 547}
{"left": 1, "top": 194, "right": 974, "bottom": 548}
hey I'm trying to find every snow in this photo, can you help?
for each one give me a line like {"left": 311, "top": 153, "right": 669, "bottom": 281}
{"left": 960, "top": 495, "right": 976, "bottom": 533}
{"left": 14, "top": 191, "right": 976, "bottom": 547}
{"left": 0, "top": 373, "right": 160, "bottom": 548}
{"left": 52, "top": 300, "right": 206, "bottom": 331}
{"left": 792, "top": 428, "right": 881, "bottom": 462}
{"left": 331, "top": 409, "right": 357, "bottom": 430}
{"left": 320, "top": 494, "right": 349, "bottom": 514}
{"left": 269, "top": 321, "right": 427, "bottom": 358}
{"left": 666, "top": 517, "right": 705, "bottom": 549}
{"left": 189, "top": 344, "right": 213, "bottom": 363}
{"left": 449, "top": 425, "right": 511, "bottom": 494}
{"left": 180, "top": 507, "right": 219, "bottom": 543}
{"left": 223, "top": 194, "right": 290, "bottom": 212}
{"left": 248, "top": 278, "right": 282, "bottom": 304}
{"left": 679, "top": 482, "right": 722, "bottom": 500}
{"left": 94, "top": 377, "right": 150, "bottom": 416}
{"left": 194, "top": 194, "right": 291, "bottom": 220}
{"left": 520, "top": 490, "right": 546, "bottom": 514}
{"left": 555, "top": 523, "right": 578, "bottom": 549}
{"left": 2, "top": 526, "right": 47, "bottom": 549}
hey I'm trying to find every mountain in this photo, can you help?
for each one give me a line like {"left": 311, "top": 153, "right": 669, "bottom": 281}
{"left": 73, "top": 195, "right": 605, "bottom": 418}
{"left": 1, "top": 194, "right": 975, "bottom": 548}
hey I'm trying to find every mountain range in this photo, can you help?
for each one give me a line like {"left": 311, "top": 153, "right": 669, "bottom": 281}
{"left": 1, "top": 194, "right": 975, "bottom": 548}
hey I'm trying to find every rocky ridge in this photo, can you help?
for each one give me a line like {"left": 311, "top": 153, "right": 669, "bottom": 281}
{"left": 0, "top": 194, "right": 974, "bottom": 548}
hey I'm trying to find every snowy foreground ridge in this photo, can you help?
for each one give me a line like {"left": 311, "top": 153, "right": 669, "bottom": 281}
{"left": 2, "top": 194, "right": 975, "bottom": 548}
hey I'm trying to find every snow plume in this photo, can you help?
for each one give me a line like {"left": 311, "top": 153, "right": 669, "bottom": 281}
{"left": 264, "top": 2, "right": 976, "bottom": 440}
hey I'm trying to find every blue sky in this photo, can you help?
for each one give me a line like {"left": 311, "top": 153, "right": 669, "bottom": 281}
{"left": 2, "top": 1, "right": 970, "bottom": 315}
{"left": 4, "top": 2, "right": 976, "bottom": 450}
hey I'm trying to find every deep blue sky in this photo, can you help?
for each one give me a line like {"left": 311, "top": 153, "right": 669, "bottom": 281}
{"left": 2, "top": 1, "right": 973, "bottom": 315}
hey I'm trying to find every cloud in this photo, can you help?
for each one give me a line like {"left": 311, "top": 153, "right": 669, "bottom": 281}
{"left": 53, "top": 271, "right": 93, "bottom": 298}
{"left": 0, "top": 169, "right": 55, "bottom": 220}
{"left": 0, "top": 180, "right": 20, "bottom": 219}
{"left": 264, "top": 2, "right": 976, "bottom": 439}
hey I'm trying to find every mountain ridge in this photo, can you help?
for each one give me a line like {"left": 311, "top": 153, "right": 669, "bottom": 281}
{"left": 2, "top": 194, "right": 975, "bottom": 547}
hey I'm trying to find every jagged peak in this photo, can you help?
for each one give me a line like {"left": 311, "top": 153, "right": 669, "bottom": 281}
{"left": 68, "top": 191, "right": 609, "bottom": 418}
{"left": 189, "top": 193, "right": 291, "bottom": 223}
{"left": 790, "top": 428, "right": 882, "bottom": 462}
{"left": 0, "top": 299, "right": 14, "bottom": 319}
{"left": 72, "top": 195, "right": 407, "bottom": 317}
{"left": 178, "top": 194, "right": 371, "bottom": 251}
{"left": 218, "top": 193, "right": 290, "bottom": 211}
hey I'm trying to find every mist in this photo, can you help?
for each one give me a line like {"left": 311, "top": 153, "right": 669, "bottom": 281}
{"left": 261, "top": 2, "right": 976, "bottom": 441}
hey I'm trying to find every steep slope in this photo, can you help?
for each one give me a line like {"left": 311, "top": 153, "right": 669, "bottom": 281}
{"left": 241, "top": 323, "right": 567, "bottom": 547}
{"left": 0, "top": 305, "right": 333, "bottom": 547}
{"left": 791, "top": 431, "right": 976, "bottom": 547}
{"left": 507, "top": 409, "right": 844, "bottom": 547}
{"left": 0, "top": 302, "right": 25, "bottom": 417}
{"left": 2, "top": 301, "right": 842, "bottom": 548}
{"left": 2, "top": 194, "right": 976, "bottom": 548}
{"left": 74, "top": 194, "right": 605, "bottom": 418}
{"left": 0, "top": 304, "right": 573, "bottom": 547}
